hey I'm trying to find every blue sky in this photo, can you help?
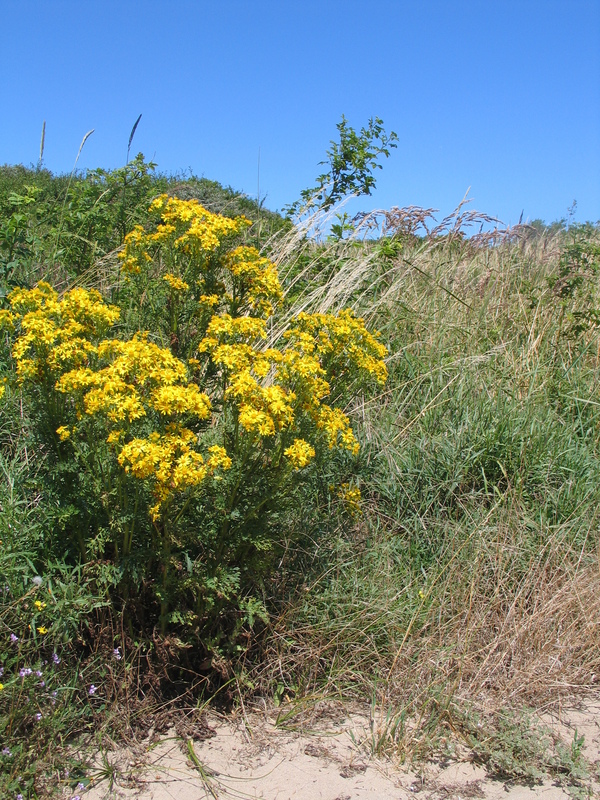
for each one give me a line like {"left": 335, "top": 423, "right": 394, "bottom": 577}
{"left": 2, "top": 1, "right": 599, "bottom": 226}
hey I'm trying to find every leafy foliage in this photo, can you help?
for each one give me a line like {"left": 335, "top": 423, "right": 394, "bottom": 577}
{"left": 285, "top": 115, "right": 398, "bottom": 217}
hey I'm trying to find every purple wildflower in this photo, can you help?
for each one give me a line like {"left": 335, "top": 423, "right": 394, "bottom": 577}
{"left": 52, "top": 653, "right": 60, "bottom": 665}
{"left": 16, "top": 794, "right": 23, "bottom": 800}
{"left": 35, "top": 712, "right": 42, "bottom": 721}
{"left": 88, "top": 684, "right": 97, "bottom": 695}
{"left": 0, "top": 667, "right": 3, "bottom": 676}
{"left": 19, "top": 668, "right": 32, "bottom": 678}
{"left": 35, "top": 670, "right": 42, "bottom": 677}
{"left": 2, "top": 747, "right": 10, "bottom": 756}
{"left": 39, "top": 680, "right": 45, "bottom": 688}
{"left": 77, "top": 782, "right": 85, "bottom": 790}
{"left": 113, "top": 647, "right": 121, "bottom": 660}
{"left": 10, "top": 634, "right": 18, "bottom": 643}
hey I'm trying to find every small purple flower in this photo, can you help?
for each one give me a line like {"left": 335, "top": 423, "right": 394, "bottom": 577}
{"left": 10, "top": 634, "right": 18, "bottom": 643}
{"left": 88, "top": 684, "right": 97, "bottom": 695}
{"left": 2, "top": 747, "right": 11, "bottom": 756}
{"left": 77, "top": 782, "right": 85, "bottom": 790}
{"left": 39, "top": 680, "right": 45, "bottom": 688}
{"left": 71, "top": 795, "right": 81, "bottom": 800}
{"left": 35, "top": 670, "right": 42, "bottom": 677}
{"left": 16, "top": 794, "right": 23, "bottom": 800}
{"left": 113, "top": 647, "right": 121, "bottom": 660}
{"left": 35, "top": 712, "right": 42, "bottom": 721}
{"left": 52, "top": 653, "right": 60, "bottom": 665}
{"left": 19, "top": 668, "right": 32, "bottom": 678}
{"left": 0, "top": 667, "right": 3, "bottom": 676}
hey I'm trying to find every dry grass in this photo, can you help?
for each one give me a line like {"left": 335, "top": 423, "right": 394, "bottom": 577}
{"left": 250, "top": 204, "right": 600, "bottom": 761}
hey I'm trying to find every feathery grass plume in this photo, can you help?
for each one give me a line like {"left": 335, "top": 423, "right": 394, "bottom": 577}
{"left": 52, "top": 128, "right": 95, "bottom": 263}
{"left": 75, "top": 129, "right": 95, "bottom": 164}
{"left": 37, "top": 119, "right": 46, "bottom": 171}
{"left": 126, "top": 113, "right": 142, "bottom": 164}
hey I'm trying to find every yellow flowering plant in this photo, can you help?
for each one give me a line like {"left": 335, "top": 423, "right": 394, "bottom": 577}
{"left": 1, "top": 195, "right": 387, "bottom": 640}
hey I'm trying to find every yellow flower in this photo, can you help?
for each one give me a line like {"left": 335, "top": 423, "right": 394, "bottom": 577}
{"left": 198, "top": 294, "right": 219, "bottom": 309}
{"left": 0, "top": 309, "right": 15, "bottom": 331}
{"left": 284, "top": 439, "right": 315, "bottom": 469}
{"left": 150, "top": 384, "right": 211, "bottom": 418}
{"left": 56, "top": 426, "right": 71, "bottom": 441}
{"left": 7, "top": 284, "right": 119, "bottom": 386}
{"left": 34, "top": 600, "right": 47, "bottom": 611}
{"left": 37, "top": 626, "right": 48, "bottom": 634}
{"left": 0, "top": 683, "right": 3, "bottom": 691}
{"left": 116, "top": 427, "right": 232, "bottom": 520}
{"left": 163, "top": 273, "right": 189, "bottom": 292}
{"left": 206, "top": 445, "right": 232, "bottom": 470}
{"left": 337, "top": 483, "right": 362, "bottom": 516}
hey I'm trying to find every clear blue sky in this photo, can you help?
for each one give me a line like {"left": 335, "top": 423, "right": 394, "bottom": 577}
{"left": 2, "top": 1, "right": 599, "bottom": 226}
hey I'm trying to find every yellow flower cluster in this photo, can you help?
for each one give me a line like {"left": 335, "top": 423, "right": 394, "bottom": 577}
{"left": 284, "top": 439, "right": 315, "bottom": 469}
{"left": 4, "top": 283, "right": 227, "bottom": 520}
{"left": 198, "top": 294, "right": 220, "bottom": 309}
{"left": 119, "top": 195, "right": 251, "bottom": 277}
{"left": 197, "top": 304, "right": 387, "bottom": 463}
{"left": 118, "top": 427, "right": 231, "bottom": 520}
{"left": 0, "top": 309, "right": 15, "bottom": 331}
{"left": 57, "top": 336, "right": 225, "bottom": 516}
{"left": 284, "top": 310, "right": 388, "bottom": 386}
{"left": 150, "top": 194, "right": 249, "bottom": 250}
{"left": 337, "top": 483, "right": 362, "bottom": 517}
{"left": 4, "top": 199, "right": 388, "bottom": 522}
{"left": 57, "top": 335, "right": 211, "bottom": 424}
{"left": 117, "top": 196, "right": 282, "bottom": 330}
{"left": 163, "top": 273, "right": 189, "bottom": 292}
{"left": 6, "top": 283, "right": 119, "bottom": 383}
{"left": 224, "top": 246, "right": 283, "bottom": 316}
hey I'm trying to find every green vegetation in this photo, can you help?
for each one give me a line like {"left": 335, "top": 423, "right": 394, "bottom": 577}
{"left": 1, "top": 133, "right": 599, "bottom": 798}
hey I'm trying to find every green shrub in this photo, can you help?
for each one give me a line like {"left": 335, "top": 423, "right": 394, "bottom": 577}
{"left": 1, "top": 194, "right": 387, "bottom": 644}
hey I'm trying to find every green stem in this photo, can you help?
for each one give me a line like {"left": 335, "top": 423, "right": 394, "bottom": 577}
{"left": 122, "top": 490, "right": 138, "bottom": 558}
{"left": 159, "top": 515, "right": 172, "bottom": 635}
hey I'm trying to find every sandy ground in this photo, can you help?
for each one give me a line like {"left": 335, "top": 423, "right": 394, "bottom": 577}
{"left": 77, "top": 698, "right": 600, "bottom": 800}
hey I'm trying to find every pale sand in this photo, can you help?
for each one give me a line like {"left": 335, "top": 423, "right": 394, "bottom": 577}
{"left": 78, "top": 698, "right": 600, "bottom": 800}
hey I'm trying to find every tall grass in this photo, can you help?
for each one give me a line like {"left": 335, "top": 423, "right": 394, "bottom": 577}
{"left": 254, "top": 208, "right": 600, "bottom": 760}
